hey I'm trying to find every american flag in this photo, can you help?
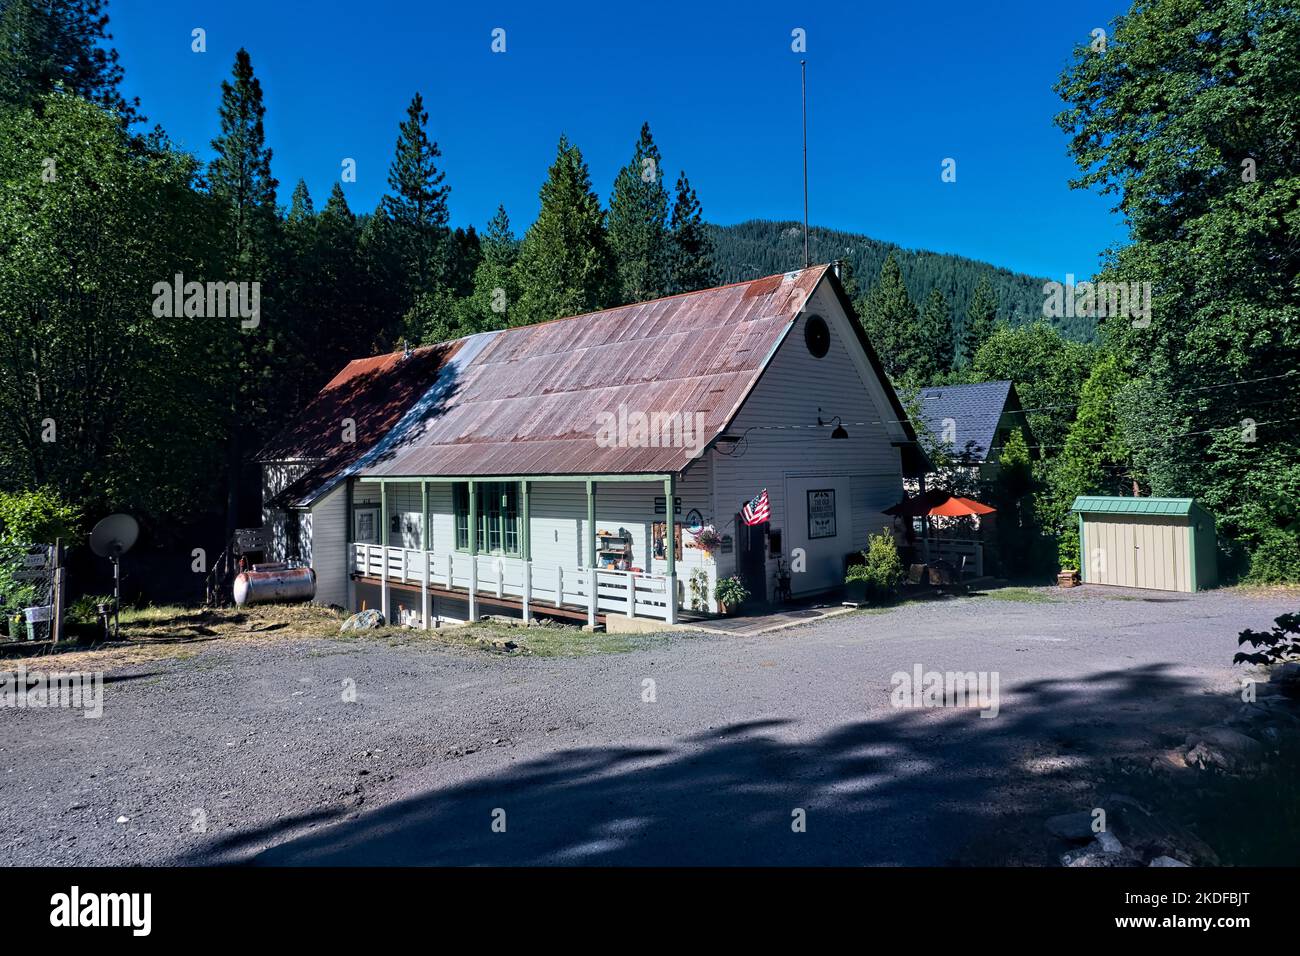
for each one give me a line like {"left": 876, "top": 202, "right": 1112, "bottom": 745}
{"left": 741, "top": 489, "right": 770, "bottom": 526}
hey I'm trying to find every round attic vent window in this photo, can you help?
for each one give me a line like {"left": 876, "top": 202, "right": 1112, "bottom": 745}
{"left": 804, "top": 315, "right": 830, "bottom": 358}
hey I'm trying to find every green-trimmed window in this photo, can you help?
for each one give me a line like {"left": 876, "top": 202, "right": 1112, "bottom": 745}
{"left": 453, "top": 482, "right": 519, "bottom": 555}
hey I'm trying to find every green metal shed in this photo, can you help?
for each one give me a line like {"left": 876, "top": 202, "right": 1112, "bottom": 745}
{"left": 1071, "top": 497, "right": 1217, "bottom": 593}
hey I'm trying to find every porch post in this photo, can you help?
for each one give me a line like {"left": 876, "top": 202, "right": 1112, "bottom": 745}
{"left": 420, "top": 480, "right": 430, "bottom": 630}
{"left": 520, "top": 480, "right": 532, "bottom": 623}
{"left": 467, "top": 480, "right": 478, "bottom": 622}
{"left": 380, "top": 480, "right": 390, "bottom": 623}
{"left": 586, "top": 479, "right": 597, "bottom": 628}
{"left": 663, "top": 474, "right": 677, "bottom": 624}
{"left": 345, "top": 476, "right": 356, "bottom": 612}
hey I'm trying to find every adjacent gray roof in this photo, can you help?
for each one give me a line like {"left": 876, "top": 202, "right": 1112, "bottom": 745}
{"left": 915, "top": 380, "right": 1017, "bottom": 464}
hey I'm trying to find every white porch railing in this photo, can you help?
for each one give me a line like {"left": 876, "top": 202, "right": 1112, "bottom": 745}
{"left": 350, "top": 544, "right": 676, "bottom": 626}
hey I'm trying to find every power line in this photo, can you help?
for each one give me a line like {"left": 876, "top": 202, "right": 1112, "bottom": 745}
{"left": 719, "top": 368, "right": 1300, "bottom": 437}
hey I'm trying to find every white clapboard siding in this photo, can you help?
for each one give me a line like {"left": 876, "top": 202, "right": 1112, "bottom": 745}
{"left": 310, "top": 484, "right": 348, "bottom": 607}
{"left": 709, "top": 280, "right": 905, "bottom": 597}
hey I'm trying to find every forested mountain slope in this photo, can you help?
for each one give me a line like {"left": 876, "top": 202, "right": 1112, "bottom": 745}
{"left": 708, "top": 220, "right": 1095, "bottom": 341}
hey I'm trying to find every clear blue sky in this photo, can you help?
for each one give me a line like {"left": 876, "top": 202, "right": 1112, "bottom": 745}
{"left": 108, "top": 0, "right": 1131, "bottom": 280}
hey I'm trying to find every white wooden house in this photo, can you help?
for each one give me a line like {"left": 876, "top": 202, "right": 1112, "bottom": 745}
{"left": 256, "top": 265, "right": 923, "bottom": 628}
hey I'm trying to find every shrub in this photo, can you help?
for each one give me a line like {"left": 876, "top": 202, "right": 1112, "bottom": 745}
{"left": 1234, "top": 613, "right": 1300, "bottom": 667}
{"left": 713, "top": 575, "right": 750, "bottom": 608}
{"left": 0, "top": 487, "right": 81, "bottom": 545}
{"left": 853, "top": 531, "right": 906, "bottom": 602}
{"left": 0, "top": 488, "right": 81, "bottom": 617}
{"left": 845, "top": 563, "right": 872, "bottom": 584}
{"left": 1245, "top": 529, "right": 1300, "bottom": 585}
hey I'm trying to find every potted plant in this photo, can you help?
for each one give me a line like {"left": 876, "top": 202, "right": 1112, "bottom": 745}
{"left": 714, "top": 575, "right": 750, "bottom": 616}
{"left": 844, "top": 563, "right": 871, "bottom": 604}
{"left": 694, "top": 525, "right": 722, "bottom": 554}
{"left": 844, "top": 532, "right": 906, "bottom": 605}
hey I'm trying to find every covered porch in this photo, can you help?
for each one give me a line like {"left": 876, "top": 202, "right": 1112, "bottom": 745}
{"left": 350, "top": 474, "right": 682, "bottom": 629}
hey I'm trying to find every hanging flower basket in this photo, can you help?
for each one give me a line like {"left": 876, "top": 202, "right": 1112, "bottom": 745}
{"left": 694, "top": 525, "right": 722, "bottom": 554}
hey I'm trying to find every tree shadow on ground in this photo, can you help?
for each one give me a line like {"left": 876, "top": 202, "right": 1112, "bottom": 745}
{"left": 199, "top": 663, "right": 1234, "bottom": 866}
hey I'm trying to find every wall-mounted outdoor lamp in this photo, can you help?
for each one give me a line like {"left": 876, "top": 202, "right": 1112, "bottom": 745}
{"left": 817, "top": 408, "right": 849, "bottom": 440}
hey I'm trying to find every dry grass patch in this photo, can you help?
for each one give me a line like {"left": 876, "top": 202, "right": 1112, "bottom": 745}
{"left": 0, "top": 603, "right": 369, "bottom": 672}
{"left": 0, "top": 603, "right": 686, "bottom": 671}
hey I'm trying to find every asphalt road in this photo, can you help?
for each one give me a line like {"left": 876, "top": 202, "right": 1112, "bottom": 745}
{"left": 1, "top": 586, "right": 1293, "bottom": 866}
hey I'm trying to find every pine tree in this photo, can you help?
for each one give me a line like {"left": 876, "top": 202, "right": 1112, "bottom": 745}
{"left": 208, "top": 48, "right": 278, "bottom": 274}
{"left": 513, "top": 136, "right": 616, "bottom": 326}
{"left": 667, "top": 171, "right": 716, "bottom": 294}
{"left": 0, "top": 0, "right": 142, "bottom": 122}
{"left": 859, "top": 253, "right": 920, "bottom": 381}
{"left": 607, "top": 122, "right": 670, "bottom": 303}
{"left": 464, "top": 205, "right": 517, "bottom": 331}
{"left": 358, "top": 204, "right": 405, "bottom": 350}
{"left": 481, "top": 204, "right": 516, "bottom": 270}
{"left": 287, "top": 178, "right": 314, "bottom": 224}
{"left": 207, "top": 47, "right": 280, "bottom": 543}
{"left": 446, "top": 225, "right": 481, "bottom": 298}
{"left": 383, "top": 91, "right": 450, "bottom": 303}
{"left": 836, "top": 256, "right": 860, "bottom": 302}
{"left": 962, "top": 277, "right": 997, "bottom": 366}
{"left": 916, "top": 288, "right": 956, "bottom": 383}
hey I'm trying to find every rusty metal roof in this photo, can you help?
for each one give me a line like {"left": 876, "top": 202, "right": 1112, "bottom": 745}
{"left": 360, "top": 267, "right": 833, "bottom": 479}
{"left": 256, "top": 344, "right": 458, "bottom": 504}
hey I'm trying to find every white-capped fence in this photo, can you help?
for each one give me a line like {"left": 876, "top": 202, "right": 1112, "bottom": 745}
{"left": 351, "top": 544, "right": 676, "bottom": 627}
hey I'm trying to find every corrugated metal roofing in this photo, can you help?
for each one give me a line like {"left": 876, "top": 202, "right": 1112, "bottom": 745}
{"left": 360, "top": 266, "right": 836, "bottom": 479}
{"left": 916, "top": 381, "right": 1015, "bottom": 463}
{"left": 255, "top": 343, "right": 458, "bottom": 505}
{"left": 1071, "top": 496, "right": 1198, "bottom": 516}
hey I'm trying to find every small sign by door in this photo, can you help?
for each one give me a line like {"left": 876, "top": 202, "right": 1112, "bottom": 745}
{"left": 808, "top": 489, "right": 836, "bottom": 539}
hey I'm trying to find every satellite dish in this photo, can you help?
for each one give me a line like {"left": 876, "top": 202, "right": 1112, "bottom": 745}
{"left": 89, "top": 514, "right": 138, "bottom": 642}
{"left": 90, "top": 514, "right": 139, "bottom": 558}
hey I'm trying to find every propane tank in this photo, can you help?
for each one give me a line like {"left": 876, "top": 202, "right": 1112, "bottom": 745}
{"left": 233, "top": 565, "right": 316, "bottom": 607}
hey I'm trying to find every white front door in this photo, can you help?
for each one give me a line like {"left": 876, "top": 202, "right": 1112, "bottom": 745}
{"left": 784, "top": 475, "right": 851, "bottom": 595}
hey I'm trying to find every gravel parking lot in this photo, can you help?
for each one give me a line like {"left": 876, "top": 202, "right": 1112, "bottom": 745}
{"left": 1, "top": 585, "right": 1294, "bottom": 866}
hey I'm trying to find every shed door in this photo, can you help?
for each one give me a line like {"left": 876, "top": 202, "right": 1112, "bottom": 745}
{"left": 1084, "top": 515, "right": 1189, "bottom": 592}
{"left": 1086, "top": 515, "right": 1130, "bottom": 588}
{"left": 1132, "top": 517, "right": 1190, "bottom": 592}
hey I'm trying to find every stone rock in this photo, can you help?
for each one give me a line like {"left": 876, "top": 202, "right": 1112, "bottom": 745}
{"left": 1095, "top": 830, "right": 1125, "bottom": 854}
{"left": 1061, "top": 838, "right": 1141, "bottom": 867}
{"left": 1151, "top": 748, "right": 1190, "bottom": 774}
{"left": 1110, "top": 805, "right": 1222, "bottom": 867}
{"left": 1149, "top": 855, "right": 1190, "bottom": 867}
{"left": 1184, "top": 726, "right": 1265, "bottom": 770}
{"left": 340, "top": 609, "right": 385, "bottom": 632}
{"left": 1046, "top": 811, "right": 1096, "bottom": 842}
{"left": 1102, "top": 792, "right": 1153, "bottom": 815}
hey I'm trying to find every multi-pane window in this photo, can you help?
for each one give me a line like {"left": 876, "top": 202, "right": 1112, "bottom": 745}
{"left": 453, "top": 482, "right": 519, "bottom": 555}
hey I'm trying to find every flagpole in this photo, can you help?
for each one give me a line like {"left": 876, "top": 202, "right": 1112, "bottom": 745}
{"left": 801, "top": 59, "right": 809, "bottom": 269}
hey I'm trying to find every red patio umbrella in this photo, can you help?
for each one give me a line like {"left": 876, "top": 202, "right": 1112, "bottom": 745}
{"left": 926, "top": 495, "right": 996, "bottom": 517}
{"left": 883, "top": 491, "right": 996, "bottom": 518}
